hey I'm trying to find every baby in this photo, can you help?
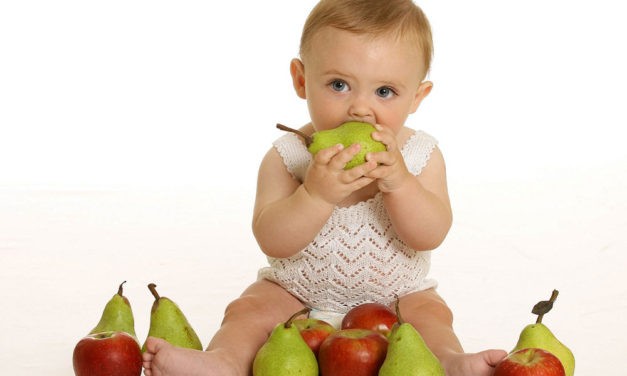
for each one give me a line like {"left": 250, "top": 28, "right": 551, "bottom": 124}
{"left": 143, "top": 1, "right": 507, "bottom": 375}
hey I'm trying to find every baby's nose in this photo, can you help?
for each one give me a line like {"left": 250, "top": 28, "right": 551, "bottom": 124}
{"left": 348, "top": 98, "right": 374, "bottom": 122}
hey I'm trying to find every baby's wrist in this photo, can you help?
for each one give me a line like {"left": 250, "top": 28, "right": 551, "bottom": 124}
{"left": 300, "top": 183, "right": 335, "bottom": 210}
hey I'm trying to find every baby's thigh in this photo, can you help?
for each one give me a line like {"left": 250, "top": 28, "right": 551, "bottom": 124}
{"left": 225, "top": 279, "right": 305, "bottom": 324}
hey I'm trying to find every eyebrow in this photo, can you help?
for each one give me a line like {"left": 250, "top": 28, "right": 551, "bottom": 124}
{"left": 321, "top": 69, "right": 354, "bottom": 79}
{"left": 380, "top": 80, "right": 407, "bottom": 91}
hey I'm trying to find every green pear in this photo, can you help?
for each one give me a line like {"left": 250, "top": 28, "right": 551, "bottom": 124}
{"left": 277, "top": 121, "right": 386, "bottom": 169}
{"left": 89, "top": 281, "right": 137, "bottom": 339}
{"left": 512, "top": 290, "right": 575, "bottom": 376}
{"left": 142, "top": 283, "right": 203, "bottom": 351}
{"left": 252, "top": 307, "right": 318, "bottom": 376}
{"left": 379, "top": 299, "right": 444, "bottom": 376}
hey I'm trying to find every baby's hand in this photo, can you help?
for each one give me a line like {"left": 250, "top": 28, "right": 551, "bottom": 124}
{"left": 364, "top": 125, "right": 413, "bottom": 192}
{"left": 303, "top": 143, "right": 376, "bottom": 205}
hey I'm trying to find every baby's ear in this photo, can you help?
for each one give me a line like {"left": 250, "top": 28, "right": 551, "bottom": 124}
{"left": 290, "top": 58, "right": 307, "bottom": 99}
{"left": 410, "top": 81, "right": 433, "bottom": 113}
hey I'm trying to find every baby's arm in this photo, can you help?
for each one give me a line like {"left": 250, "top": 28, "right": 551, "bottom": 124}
{"left": 252, "top": 148, "right": 332, "bottom": 258}
{"left": 367, "top": 126, "right": 452, "bottom": 251}
{"left": 382, "top": 146, "right": 452, "bottom": 250}
{"left": 253, "top": 144, "right": 375, "bottom": 258}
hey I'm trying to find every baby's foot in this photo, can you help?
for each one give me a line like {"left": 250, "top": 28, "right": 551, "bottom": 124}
{"left": 142, "top": 337, "right": 241, "bottom": 376}
{"left": 441, "top": 349, "right": 508, "bottom": 376}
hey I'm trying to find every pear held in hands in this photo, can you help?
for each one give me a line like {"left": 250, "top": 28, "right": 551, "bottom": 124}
{"left": 379, "top": 299, "right": 445, "bottom": 376}
{"left": 277, "top": 121, "right": 386, "bottom": 170}
{"left": 512, "top": 289, "right": 575, "bottom": 376}
{"left": 142, "top": 283, "right": 203, "bottom": 351}
{"left": 253, "top": 307, "right": 319, "bottom": 376}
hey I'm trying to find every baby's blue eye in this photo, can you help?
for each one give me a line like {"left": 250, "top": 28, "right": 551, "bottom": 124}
{"left": 330, "top": 80, "right": 348, "bottom": 92}
{"left": 376, "top": 86, "right": 395, "bottom": 98}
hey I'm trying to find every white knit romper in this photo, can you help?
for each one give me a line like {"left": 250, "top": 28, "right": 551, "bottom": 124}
{"left": 258, "top": 130, "right": 439, "bottom": 314}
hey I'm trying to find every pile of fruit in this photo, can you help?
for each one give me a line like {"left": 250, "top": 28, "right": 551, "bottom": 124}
{"left": 72, "top": 282, "right": 202, "bottom": 376}
{"left": 72, "top": 284, "right": 575, "bottom": 376}
{"left": 254, "top": 300, "right": 443, "bottom": 376}
{"left": 253, "top": 289, "right": 575, "bottom": 376}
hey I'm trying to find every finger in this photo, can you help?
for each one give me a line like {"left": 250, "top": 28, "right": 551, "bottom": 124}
{"left": 365, "top": 150, "right": 395, "bottom": 167}
{"left": 313, "top": 144, "right": 344, "bottom": 165}
{"left": 347, "top": 175, "right": 376, "bottom": 191}
{"left": 363, "top": 167, "right": 380, "bottom": 180}
{"left": 344, "top": 158, "right": 377, "bottom": 178}
{"left": 371, "top": 124, "right": 395, "bottom": 150}
{"left": 330, "top": 143, "right": 362, "bottom": 170}
{"left": 364, "top": 164, "right": 390, "bottom": 180}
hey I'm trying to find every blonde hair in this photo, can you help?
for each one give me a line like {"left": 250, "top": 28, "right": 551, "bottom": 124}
{"left": 300, "top": 0, "right": 433, "bottom": 78}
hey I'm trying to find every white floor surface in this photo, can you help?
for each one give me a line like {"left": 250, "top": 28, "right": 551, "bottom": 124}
{"left": 1, "top": 162, "right": 626, "bottom": 375}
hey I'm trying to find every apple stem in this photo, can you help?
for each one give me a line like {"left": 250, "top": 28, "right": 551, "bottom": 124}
{"left": 285, "top": 307, "right": 312, "bottom": 329}
{"left": 276, "top": 123, "right": 313, "bottom": 147}
{"left": 534, "top": 289, "right": 559, "bottom": 324}
{"left": 117, "top": 281, "right": 127, "bottom": 296}
{"left": 148, "top": 283, "right": 160, "bottom": 301}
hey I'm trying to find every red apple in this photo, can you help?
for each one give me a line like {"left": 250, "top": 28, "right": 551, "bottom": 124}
{"left": 293, "top": 318, "right": 335, "bottom": 357}
{"left": 341, "top": 302, "right": 398, "bottom": 335}
{"left": 73, "top": 331, "right": 142, "bottom": 376}
{"left": 318, "top": 328, "right": 388, "bottom": 376}
{"left": 494, "top": 348, "right": 565, "bottom": 376}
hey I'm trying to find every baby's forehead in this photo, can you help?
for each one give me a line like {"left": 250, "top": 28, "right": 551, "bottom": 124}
{"left": 305, "top": 26, "right": 425, "bottom": 58}
{"left": 303, "top": 27, "right": 427, "bottom": 76}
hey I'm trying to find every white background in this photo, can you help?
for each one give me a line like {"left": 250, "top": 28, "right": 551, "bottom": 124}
{"left": 1, "top": 1, "right": 626, "bottom": 375}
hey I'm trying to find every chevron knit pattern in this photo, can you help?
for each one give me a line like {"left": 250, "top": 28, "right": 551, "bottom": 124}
{"left": 258, "top": 130, "right": 439, "bottom": 313}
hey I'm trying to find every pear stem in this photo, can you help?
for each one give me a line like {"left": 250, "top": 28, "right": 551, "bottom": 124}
{"left": 534, "top": 289, "right": 559, "bottom": 324}
{"left": 148, "top": 283, "right": 160, "bottom": 301}
{"left": 394, "top": 296, "right": 404, "bottom": 325}
{"left": 276, "top": 123, "right": 313, "bottom": 147}
{"left": 285, "top": 307, "right": 312, "bottom": 329}
{"left": 117, "top": 281, "right": 127, "bottom": 296}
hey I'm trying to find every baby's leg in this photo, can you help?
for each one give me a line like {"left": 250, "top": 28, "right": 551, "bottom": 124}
{"left": 142, "top": 279, "right": 305, "bottom": 376}
{"left": 398, "top": 289, "right": 506, "bottom": 376}
{"left": 206, "top": 279, "right": 306, "bottom": 373}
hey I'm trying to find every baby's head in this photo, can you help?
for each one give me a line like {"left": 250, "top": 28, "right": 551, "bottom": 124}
{"left": 299, "top": 0, "right": 433, "bottom": 80}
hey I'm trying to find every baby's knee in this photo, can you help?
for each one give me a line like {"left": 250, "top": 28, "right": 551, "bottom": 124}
{"left": 223, "top": 295, "right": 263, "bottom": 319}
{"left": 400, "top": 289, "right": 454, "bottom": 325}
{"left": 223, "top": 294, "right": 289, "bottom": 326}
{"left": 425, "top": 298, "right": 454, "bottom": 325}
